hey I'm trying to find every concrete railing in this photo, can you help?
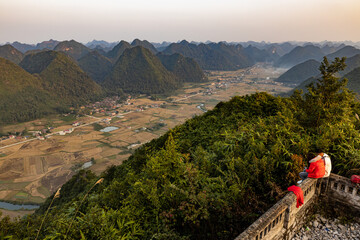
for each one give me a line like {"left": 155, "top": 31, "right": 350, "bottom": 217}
{"left": 235, "top": 173, "right": 360, "bottom": 240}
{"left": 325, "top": 174, "right": 360, "bottom": 212}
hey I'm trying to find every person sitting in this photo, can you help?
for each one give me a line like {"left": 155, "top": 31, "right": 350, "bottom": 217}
{"left": 309, "top": 153, "right": 331, "bottom": 178}
{"left": 298, "top": 153, "right": 326, "bottom": 184}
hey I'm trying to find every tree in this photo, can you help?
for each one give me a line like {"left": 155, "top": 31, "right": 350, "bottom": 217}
{"left": 295, "top": 57, "right": 354, "bottom": 129}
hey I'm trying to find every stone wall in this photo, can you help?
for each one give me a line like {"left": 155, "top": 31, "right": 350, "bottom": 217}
{"left": 235, "top": 174, "right": 360, "bottom": 240}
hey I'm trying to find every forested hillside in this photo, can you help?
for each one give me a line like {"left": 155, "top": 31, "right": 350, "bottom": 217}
{"left": 0, "top": 44, "right": 24, "bottom": 64}
{"left": 131, "top": 39, "right": 158, "bottom": 54}
{"left": 78, "top": 51, "right": 113, "bottom": 83}
{"left": 106, "top": 40, "right": 132, "bottom": 63}
{"left": 275, "top": 59, "right": 320, "bottom": 85}
{"left": 103, "top": 46, "right": 180, "bottom": 95}
{"left": 157, "top": 52, "right": 208, "bottom": 83}
{"left": 0, "top": 57, "right": 55, "bottom": 123}
{"left": 20, "top": 50, "right": 103, "bottom": 105}
{"left": 326, "top": 46, "right": 360, "bottom": 61}
{"left": 344, "top": 67, "right": 360, "bottom": 100}
{"left": 2, "top": 57, "right": 359, "bottom": 240}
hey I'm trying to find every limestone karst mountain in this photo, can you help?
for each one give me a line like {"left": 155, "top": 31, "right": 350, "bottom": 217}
{"left": 157, "top": 52, "right": 207, "bottom": 83}
{"left": 275, "top": 59, "right": 321, "bottom": 85}
{"left": 276, "top": 45, "right": 325, "bottom": 68}
{"left": 0, "top": 57, "right": 54, "bottom": 123}
{"left": 20, "top": 50, "right": 102, "bottom": 104}
{"left": 54, "top": 40, "right": 92, "bottom": 60}
{"left": 0, "top": 44, "right": 24, "bottom": 64}
{"left": 131, "top": 39, "right": 158, "bottom": 54}
{"left": 104, "top": 46, "right": 179, "bottom": 94}
{"left": 78, "top": 50, "right": 113, "bottom": 84}
{"left": 162, "top": 40, "right": 254, "bottom": 70}
{"left": 105, "top": 40, "right": 132, "bottom": 63}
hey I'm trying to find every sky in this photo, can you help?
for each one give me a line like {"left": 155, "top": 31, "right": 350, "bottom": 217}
{"left": 1, "top": 0, "right": 360, "bottom": 44}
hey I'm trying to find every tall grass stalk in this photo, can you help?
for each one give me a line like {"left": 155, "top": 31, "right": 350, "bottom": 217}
{"left": 64, "top": 178, "right": 104, "bottom": 239}
{"left": 35, "top": 187, "right": 61, "bottom": 240}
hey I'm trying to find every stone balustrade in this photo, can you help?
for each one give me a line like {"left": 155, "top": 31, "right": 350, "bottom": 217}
{"left": 235, "top": 173, "right": 360, "bottom": 240}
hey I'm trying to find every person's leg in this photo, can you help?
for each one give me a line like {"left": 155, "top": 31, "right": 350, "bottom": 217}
{"left": 299, "top": 171, "right": 308, "bottom": 180}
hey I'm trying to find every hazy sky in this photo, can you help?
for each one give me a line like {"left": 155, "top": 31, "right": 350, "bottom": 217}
{"left": 1, "top": 0, "right": 360, "bottom": 44}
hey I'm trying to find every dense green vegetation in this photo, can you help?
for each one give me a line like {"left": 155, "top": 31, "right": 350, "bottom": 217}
{"left": 78, "top": 51, "right": 113, "bottom": 83}
{"left": 1, "top": 57, "right": 359, "bottom": 239}
{"left": 0, "top": 51, "right": 103, "bottom": 124}
{"left": 0, "top": 44, "right": 24, "bottom": 64}
{"left": 103, "top": 46, "right": 180, "bottom": 95}
{"left": 0, "top": 57, "right": 56, "bottom": 123}
{"left": 106, "top": 40, "right": 132, "bottom": 63}
{"left": 157, "top": 53, "right": 208, "bottom": 83}
{"left": 21, "top": 51, "right": 103, "bottom": 105}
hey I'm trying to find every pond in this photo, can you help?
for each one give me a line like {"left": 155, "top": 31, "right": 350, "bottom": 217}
{"left": 81, "top": 161, "right": 93, "bottom": 169}
{"left": 0, "top": 201, "right": 39, "bottom": 211}
{"left": 100, "top": 126, "right": 119, "bottom": 132}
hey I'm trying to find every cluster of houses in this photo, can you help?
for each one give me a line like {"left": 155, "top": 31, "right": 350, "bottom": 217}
{"left": 85, "top": 96, "right": 124, "bottom": 115}
{"left": 102, "top": 118, "right": 112, "bottom": 124}
{"left": 6, "top": 135, "right": 28, "bottom": 140}
{"left": 58, "top": 128, "right": 74, "bottom": 136}
{"left": 134, "top": 103, "right": 164, "bottom": 112}
{"left": 1, "top": 126, "right": 55, "bottom": 142}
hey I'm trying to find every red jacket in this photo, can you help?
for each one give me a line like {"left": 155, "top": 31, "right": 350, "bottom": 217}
{"left": 306, "top": 159, "right": 325, "bottom": 178}
{"left": 287, "top": 185, "right": 304, "bottom": 208}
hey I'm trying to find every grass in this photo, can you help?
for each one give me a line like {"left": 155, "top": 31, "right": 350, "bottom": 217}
{"left": 60, "top": 114, "right": 77, "bottom": 123}
{"left": 207, "top": 98, "right": 220, "bottom": 104}
{"left": 164, "top": 105, "right": 181, "bottom": 110}
{"left": 81, "top": 144, "right": 98, "bottom": 148}
{"left": 0, "top": 153, "right": 6, "bottom": 158}
{"left": 14, "top": 192, "right": 29, "bottom": 199}
{"left": 92, "top": 123, "right": 103, "bottom": 131}
{"left": 37, "top": 186, "right": 51, "bottom": 198}
{"left": 96, "top": 140, "right": 115, "bottom": 149}
{"left": 118, "top": 150, "right": 132, "bottom": 155}
{"left": 96, "top": 143, "right": 106, "bottom": 148}
{"left": 26, "top": 196, "right": 45, "bottom": 204}
{"left": 101, "top": 132, "right": 112, "bottom": 137}
{"left": 0, "top": 182, "right": 31, "bottom": 190}
{"left": 107, "top": 154, "right": 117, "bottom": 160}
{"left": 0, "top": 180, "right": 12, "bottom": 184}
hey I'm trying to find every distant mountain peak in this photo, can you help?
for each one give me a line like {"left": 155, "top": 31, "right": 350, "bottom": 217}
{"left": 54, "top": 40, "right": 91, "bottom": 60}
{"left": 180, "top": 40, "right": 189, "bottom": 45}
{"left": 0, "top": 44, "right": 24, "bottom": 64}
{"left": 130, "top": 39, "right": 157, "bottom": 54}
{"left": 104, "top": 46, "right": 179, "bottom": 94}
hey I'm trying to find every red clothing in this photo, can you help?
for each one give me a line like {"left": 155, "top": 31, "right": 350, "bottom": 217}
{"left": 306, "top": 159, "right": 325, "bottom": 178}
{"left": 287, "top": 185, "right": 304, "bottom": 208}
